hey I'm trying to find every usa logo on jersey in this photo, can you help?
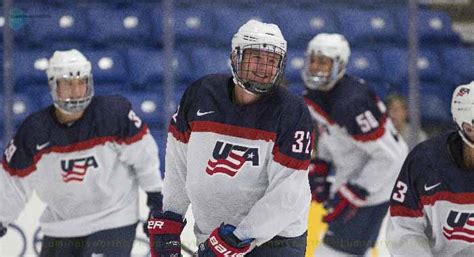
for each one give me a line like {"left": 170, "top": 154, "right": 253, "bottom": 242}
{"left": 60, "top": 156, "right": 99, "bottom": 183}
{"left": 442, "top": 210, "right": 474, "bottom": 243}
{"left": 206, "top": 141, "right": 259, "bottom": 177}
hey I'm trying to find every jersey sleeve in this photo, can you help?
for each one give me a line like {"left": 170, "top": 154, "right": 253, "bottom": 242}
{"left": 339, "top": 92, "right": 408, "bottom": 194}
{"left": 233, "top": 100, "right": 313, "bottom": 245}
{"left": 113, "top": 96, "right": 163, "bottom": 193}
{"left": 162, "top": 86, "right": 193, "bottom": 216}
{"left": 0, "top": 122, "right": 35, "bottom": 225}
{"left": 1, "top": 117, "right": 38, "bottom": 176}
{"left": 386, "top": 151, "right": 432, "bottom": 256}
{"left": 333, "top": 89, "right": 386, "bottom": 140}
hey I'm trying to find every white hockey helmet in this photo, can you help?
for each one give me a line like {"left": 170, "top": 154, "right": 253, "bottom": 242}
{"left": 230, "top": 19, "right": 287, "bottom": 95}
{"left": 452, "top": 81, "right": 474, "bottom": 147}
{"left": 46, "top": 49, "right": 94, "bottom": 113}
{"left": 302, "top": 33, "right": 351, "bottom": 91}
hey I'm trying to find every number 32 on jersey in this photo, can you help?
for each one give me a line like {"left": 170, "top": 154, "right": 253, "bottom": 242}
{"left": 292, "top": 131, "right": 311, "bottom": 154}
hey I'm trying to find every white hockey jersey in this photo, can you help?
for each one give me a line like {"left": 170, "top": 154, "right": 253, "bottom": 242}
{"left": 162, "top": 74, "right": 313, "bottom": 246}
{"left": 0, "top": 95, "right": 162, "bottom": 237}
{"left": 304, "top": 75, "right": 408, "bottom": 205}
{"left": 387, "top": 131, "right": 474, "bottom": 257}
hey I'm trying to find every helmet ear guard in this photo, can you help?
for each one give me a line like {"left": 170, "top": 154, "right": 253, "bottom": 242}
{"left": 452, "top": 81, "right": 474, "bottom": 147}
{"left": 230, "top": 19, "right": 287, "bottom": 95}
{"left": 46, "top": 49, "right": 94, "bottom": 114}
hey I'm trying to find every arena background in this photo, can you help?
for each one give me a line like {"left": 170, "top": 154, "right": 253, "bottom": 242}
{"left": 1, "top": 0, "right": 473, "bottom": 256}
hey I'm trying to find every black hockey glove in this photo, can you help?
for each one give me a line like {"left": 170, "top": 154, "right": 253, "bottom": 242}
{"left": 148, "top": 210, "right": 186, "bottom": 257}
{"left": 143, "top": 191, "right": 163, "bottom": 237}
{"left": 195, "top": 223, "right": 253, "bottom": 257}
{"left": 0, "top": 222, "right": 7, "bottom": 237}
{"left": 323, "top": 183, "right": 368, "bottom": 223}
{"left": 308, "top": 159, "right": 332, "bottom": 203}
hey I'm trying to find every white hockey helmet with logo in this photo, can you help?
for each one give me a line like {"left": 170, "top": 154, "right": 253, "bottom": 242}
{"left": 452, "top": 81, "right": 474, "bottom": 147}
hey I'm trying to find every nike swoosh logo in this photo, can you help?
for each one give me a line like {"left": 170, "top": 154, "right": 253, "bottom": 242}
{"left": 197, "top": 110, "right": 215, "bottom": 117}
{"left": 36, "top": 142, "right": 50, "bottom": 151}
{"left": 424, "top": 182, "right": 441, "bottom": 191}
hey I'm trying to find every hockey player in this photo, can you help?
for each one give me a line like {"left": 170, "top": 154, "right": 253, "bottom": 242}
{"left": 387, "top": 81, "right": 474, "bottom": 257}
{"left": 0, "top": 49, "right": 163, "bottom": 256}
{"left": 147, "top": 20, "right": 313, "bottom": 257}
{"left": 302, "top": 33, "right": 408, "bottom": 256}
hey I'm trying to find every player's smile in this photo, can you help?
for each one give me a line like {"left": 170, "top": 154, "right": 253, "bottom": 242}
{"left": 252, "top": 71, "right": 268, "bottom": 79}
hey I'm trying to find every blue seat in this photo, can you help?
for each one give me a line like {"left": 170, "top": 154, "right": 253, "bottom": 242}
{"left": 276, "top": 8, "right": 338, "bottom": 47}
{"left": 367, "top": 81, "right": 394, "bottom": 100}
{"left": 26, "top": 85, "right": 49, "bottom": 109}
{"left": 94, "top": 84, "right": 127, "bottom": 96}
{"left": 127, "top": 48, "right": 163, "bottom": 87}
{"left": 396, "top": 9, "right": 460, "bottom": 45}
{"left": 83, "top": 50, "right": 128, "bottom": 84}
{"left": 440, "top": 47, "right": 474, "bottom": 86}
{"left": 27, "top": 6, "right": 87, "bottom": 45}
{"left": 420, "top": 83, "right": 451, "bottom": 124}
{"left": 287, "top": 83, "right": 305, "bottom": 96}
{"left": 173, "top": 84, "right": 188, "bottom": 104}
{"left": 336, "top": 9, "right": 398, "bottom": 47}
{"left": 173, "top": 7, "right": 215, "bottom": 45}
{"left": 0, "top": 94, "right": 37, "bottom": 126}
{"left": 150, "top": 7, "right": 164, "bottom": 45}
{"left": 88, "top": 7, "right": 152, "bottom": 46}
{"left": 213, "top": 6, "right": 274, "bottom": 47}
{"left": 347, "top": 50, "right": 382, "bottom": 82}
{"left": 151, "top": 5, "right": 215, "bottom": 46}
{"left": 46, "top": 42, "right": 84, "bottom": 53}
{"left": 174, "top": 51, "right": 193, "bottom": 83}
{"left": 14, "top": 50, "right": 51, "bottom": 89}
{"left": 128, "top": 48, "right": 191, "bottom": 88}
{"left": 285, "top": 48, "right": 305, "bottom": 83}
{"left": 381, "top": 48, "right": 442, "bottom": 85}
{"left": 189, "top": 47, "right": 231, "bottom": 81}
{"left": 127, "top": 92, "right": 163, "bottom": 127}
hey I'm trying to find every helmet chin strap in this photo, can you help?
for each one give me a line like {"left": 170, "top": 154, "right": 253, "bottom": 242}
{"left": 232, "top": 77, "right": 259, "bottom": 96}
{"left": 459, "top": 130, "right": 474, "bottom": 148}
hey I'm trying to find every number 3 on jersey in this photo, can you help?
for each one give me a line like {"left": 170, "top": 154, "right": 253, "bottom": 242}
{"left": 392, "top": 181, "right": 408, "bottom": 203}
{"left": 128, "top": 110, "right": 142, "bottom": 128}
{"left": 292, "top": 131, "right": 311, "bottom": 154}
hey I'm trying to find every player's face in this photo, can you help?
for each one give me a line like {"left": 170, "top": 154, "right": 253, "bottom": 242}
{"left": 56, "top": 77, "right": 88, "bottom": 100}
{"left": 462, "top": 122, "right": 474, "bottom": 142}
{"left": 240, "top": 49, "right": 282, "bottom": 84}
{"left": 307, "top": 53, "right": 333, "bottom": 77}
{"left": 388, "top": 99, "right": 408, "bottom": 127}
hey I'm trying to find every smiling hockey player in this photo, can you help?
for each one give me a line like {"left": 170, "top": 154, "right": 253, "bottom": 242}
{"left": 147, "top": 19, "right": 313, "bottom": 257}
